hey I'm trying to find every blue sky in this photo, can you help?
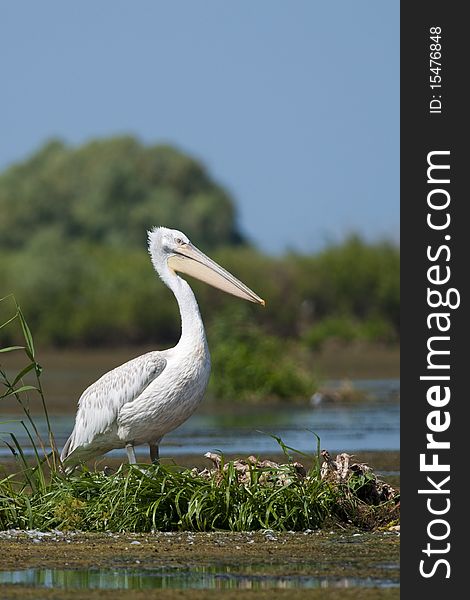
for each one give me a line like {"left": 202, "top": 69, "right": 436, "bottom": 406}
{"left": 1, "top": 1, "right": 399, "bottom": 254}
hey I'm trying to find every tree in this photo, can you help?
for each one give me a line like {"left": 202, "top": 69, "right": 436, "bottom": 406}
{"left": 0, "top": 136, "right": 244, "bottom": 251}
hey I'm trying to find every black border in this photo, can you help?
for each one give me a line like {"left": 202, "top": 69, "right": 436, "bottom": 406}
{"left": 401, "top": 2, "right": 466, "bottom": 594}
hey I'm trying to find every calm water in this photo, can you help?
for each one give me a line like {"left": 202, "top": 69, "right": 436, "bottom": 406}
{"left": 0, "top": 379, "right": 399, "bottom": 459}
{"left": 0, "top": 565, "right": 399, "bottom": 590}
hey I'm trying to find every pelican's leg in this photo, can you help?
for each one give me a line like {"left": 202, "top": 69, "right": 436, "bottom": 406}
{"left": 149, "top": 442, "right": 160, "bottom": 464}
{"left": 126, "top": 443, "right": 137, "bottom": 464}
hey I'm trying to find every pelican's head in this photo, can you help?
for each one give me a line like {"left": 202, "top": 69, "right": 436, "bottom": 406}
{"left": 148, "top": 227, "right": 265, "bottom": 306}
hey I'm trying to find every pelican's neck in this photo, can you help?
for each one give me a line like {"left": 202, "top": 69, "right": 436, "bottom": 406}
{"left": 169, "top": 273, "right": 207, "bottom": 350}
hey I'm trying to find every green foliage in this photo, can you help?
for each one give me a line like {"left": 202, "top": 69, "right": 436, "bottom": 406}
{"left": 1, "top": 456, "right": 398, "bottom": 532}
{"left": 1, "top": 460, "right": 333, "bottom": 533}
{"left": 303, "top": 315, "right": 396, "bottom": 351}
{"left": 288, "top": 235, "right": 400, "bottom": 331}
{"left": 207, "top": 307, "right": 316, "bottom": 402}
{"left": 0, "top": 137, "right": 243, "bottom": 251}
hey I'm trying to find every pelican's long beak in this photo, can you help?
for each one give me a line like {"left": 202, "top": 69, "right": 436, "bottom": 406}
{"left": 168, "top": 244, "right": 265, "bottom": 306}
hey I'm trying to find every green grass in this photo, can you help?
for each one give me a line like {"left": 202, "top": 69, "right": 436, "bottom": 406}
{"left": 1, "top": 458, "right": 398, "bottom": 533}
{"left": 0, "top": 296, "right": 399, "bottom": 533}
{"left": 1, "top": 462, "right": 327, "bottom": 532}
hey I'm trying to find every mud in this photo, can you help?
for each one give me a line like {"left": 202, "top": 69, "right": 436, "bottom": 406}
{"left": 0, "top": 587, "right": 399, "bottom": 600}
{"left": 0, "top": 529, "right": 399, "bottom": 599}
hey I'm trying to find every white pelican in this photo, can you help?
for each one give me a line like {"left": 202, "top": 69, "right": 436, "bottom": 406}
{"left": 60, "top": 227, "right": 264, "bottom": 470}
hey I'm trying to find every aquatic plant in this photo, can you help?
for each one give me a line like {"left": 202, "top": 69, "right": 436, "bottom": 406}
{"left": 1, "top": 295, "right": 59, "bottom": 478}
{"left": 1, "top": 451, "right": 398, "bottom": 533}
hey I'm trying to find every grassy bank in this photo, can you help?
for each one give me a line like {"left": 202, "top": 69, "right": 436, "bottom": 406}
{"left": 1, "top": 453, "right": 399, "bottom": 533}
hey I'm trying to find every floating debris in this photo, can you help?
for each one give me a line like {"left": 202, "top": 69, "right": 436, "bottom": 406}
{"left": 191, "top": 452, "right": 306, "bottom": 487}
{"left": 320, "top": 450, "right": 397, "bottom": 504}
{"left": 190, "top": 450, "right": 397, "bottom": 503}
{"left": 310, "top": 381, "right": 368, "bottom": 405}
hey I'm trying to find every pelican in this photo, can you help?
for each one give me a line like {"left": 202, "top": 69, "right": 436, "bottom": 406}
{"left": 60, "top": 227, "right": 264, "bottom": 470}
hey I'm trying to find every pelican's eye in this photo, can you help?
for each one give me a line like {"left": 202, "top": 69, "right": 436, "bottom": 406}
{"left": 175, "top": 238, "right": 183, "bottom": 245}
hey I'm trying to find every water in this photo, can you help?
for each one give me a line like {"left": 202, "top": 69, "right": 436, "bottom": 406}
{"left": 0, "top": 565, "right": 399, "bottom": 590}
{"left": 0, "top": 379, "right": 399, "bottom": 459}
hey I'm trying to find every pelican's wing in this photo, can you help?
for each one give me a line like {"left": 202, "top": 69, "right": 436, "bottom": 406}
{"left": 60, "top": 351, "right": 167, "bottom": 464}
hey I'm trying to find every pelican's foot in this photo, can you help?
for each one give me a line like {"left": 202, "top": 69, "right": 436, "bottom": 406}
{"left": 130, "top": 465, "right": 156, "bottom": 477}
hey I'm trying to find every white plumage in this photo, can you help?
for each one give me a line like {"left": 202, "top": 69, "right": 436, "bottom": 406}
{"left": 61, "top": 227, "right": 264, "bottom": 469}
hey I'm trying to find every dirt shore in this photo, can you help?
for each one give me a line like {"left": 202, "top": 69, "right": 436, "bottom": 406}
{"left": 0, "top": 529, "right": 399, "bottom": 600}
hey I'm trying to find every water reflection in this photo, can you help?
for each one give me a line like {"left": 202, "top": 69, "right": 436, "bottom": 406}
{"left": 0, "top": 566, "right": 399, "bottom": 590}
